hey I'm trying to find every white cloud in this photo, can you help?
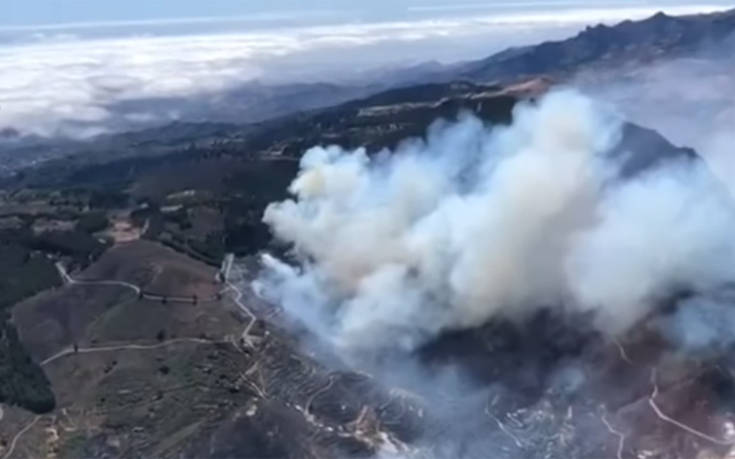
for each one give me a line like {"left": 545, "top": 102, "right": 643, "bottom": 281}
{"left": 0, "top": 3, "right": 729, "bottom": 138}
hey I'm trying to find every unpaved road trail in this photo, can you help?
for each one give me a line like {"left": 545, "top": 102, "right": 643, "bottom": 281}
{"left": 55, "top": 257, "right": 257, "bottom": 342}
{"left": 1, "top": 415, "right": 40, "bottom": 459}
{"left": 40, "top": 338, "right": 220, "bottom": 367}
{"left": 225, "top": 280, "right": 257, "bottom": 345}
{"left": 221, "top": 256, "right": 258, "bottom": 346}
{"left": 0, "top": 257, "right": 259, "bottom": 458}
{"left": 55, "top": 262, "right": 141, "bottom": 295}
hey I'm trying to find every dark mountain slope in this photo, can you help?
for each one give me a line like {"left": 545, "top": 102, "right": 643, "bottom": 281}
{"left": 457, "top": 8, "right": 735, "bottom": 82}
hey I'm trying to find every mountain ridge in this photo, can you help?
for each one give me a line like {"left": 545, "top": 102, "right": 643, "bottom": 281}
{"left": 454, "top": 7, "right": 735, "bottom": 82}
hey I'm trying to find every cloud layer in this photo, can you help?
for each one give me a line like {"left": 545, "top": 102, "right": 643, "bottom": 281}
{"left": 0, "top": 3, "right": 728, "bottom": 138}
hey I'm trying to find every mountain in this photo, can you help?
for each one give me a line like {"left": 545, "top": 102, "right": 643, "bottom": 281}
{"left": 0, "top": 78, "right": 705, "bottom": 457}
{"left": 454, "top": 8, "right": 735, "bottom": 83}
{"left": 1, "top": 7, "right": 733, "bottom": 459}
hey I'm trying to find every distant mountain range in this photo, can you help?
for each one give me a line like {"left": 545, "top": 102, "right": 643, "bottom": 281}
{"left": 3, "top": 7, "right": 735, "bottom": 176}
{"left": 452, "top": 7, "right": 735, "bottom": 83}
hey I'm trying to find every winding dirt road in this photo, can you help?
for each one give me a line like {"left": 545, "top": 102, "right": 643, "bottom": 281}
{"left": 0, "top": 256, "right": 259, "bottom": 458}
{"left": 54, "top": 256, "right": 258, "bottom": 344}
{"left": 1, "top": 416, "right": 40, "bottom": 459}
{"left": 40, "top": 338, "right": 219, "bottom": 367}
{"left": 55, "top": 262, "right": 141, "bottom": 295}
{"left": 225, "top": 262, "right": 258, "bottom": 346}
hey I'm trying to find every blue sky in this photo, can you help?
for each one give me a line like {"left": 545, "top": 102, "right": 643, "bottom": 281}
{"left": 2, "top": 1, "right": 331, "bottom": 25}
{"left": 5, "top": 0, "right": 730, "bottom": 27}
{"left": 7, "top": 1, "right": 358, "bottom": 26}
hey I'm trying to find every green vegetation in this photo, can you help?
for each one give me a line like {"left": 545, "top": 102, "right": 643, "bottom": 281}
{"left": 0, "top": 216, "right": 107, "bottom": 413}
{"left": 0, "top": 242, "right": 60, "bottom": 310}
{"left": 0, "top": 322, "right": 56, "bottom": 413}
{"left": 88, "top": 189, "right": 129, "bottom": 209}
{"left": 189, "top": 231, "right": 225, "bottom": 261}
{"left": 30, "top": 230, "right": 108, "bottom": 267}
{"left": 0, "top": 234, "right": 61, "bottom": 413}
{"left": 76, "top": 211, "right": 110, "bottom": 234}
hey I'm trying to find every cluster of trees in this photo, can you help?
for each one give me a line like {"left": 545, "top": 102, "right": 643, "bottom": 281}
{"left": 75, "top": 211, "right": 109, "bottom": 234}
{"left": 0, "top": 240, "right": 60, "bottom": 311}
{"left": 189, "top": 232, "right": 225, "bottom": 261}
{"left": 29, "top": 230, "right": 107, "bottom": 267}
{"left": 88, "top": 189, "right": 128, "bottom": 209}
{"left": 0, "top": 217, "right": 110, "bottom": 413}
{"left": 0, "top": 322, "right": 55, "bottom": 413}
{"left": 131, "top": 203, "right": 226, "bottom": 265}
{"left": 0, "top": 239, "right": 59, "bottom": 413}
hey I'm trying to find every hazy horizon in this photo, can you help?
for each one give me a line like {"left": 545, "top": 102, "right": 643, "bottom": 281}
{"left": 1, "top": 1, "right": 732, "bottom": 138}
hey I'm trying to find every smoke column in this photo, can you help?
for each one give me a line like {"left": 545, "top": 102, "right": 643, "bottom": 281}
{"left": 255, "top": 90, "right": 735, "bottom": 353}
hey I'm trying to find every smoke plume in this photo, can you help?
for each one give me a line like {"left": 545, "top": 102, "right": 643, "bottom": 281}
{"left": 656, "top": 291, "right": 735, "bottom": 354}
{"left": 255, "top": 90, "right": 735, "bottom": 352}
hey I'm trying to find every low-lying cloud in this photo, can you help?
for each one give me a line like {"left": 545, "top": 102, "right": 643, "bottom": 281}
{"left": 0, "top": 3, "right": 728, "bottom": 138}
{"left": 255, "top": 90, "right": 735, "bottom": 353}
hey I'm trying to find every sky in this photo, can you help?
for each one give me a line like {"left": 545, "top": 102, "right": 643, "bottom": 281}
{"left": 0, "top": 1, "right": 658, "bottom": 25}
{"left": 1, "top": 1, "right": 733, "bottom": 139}
{"left": 5, "top": 0, "right": 733, "bottom": 28}
{"left": 2, "top": 0, "right": 350, "bottom": 28}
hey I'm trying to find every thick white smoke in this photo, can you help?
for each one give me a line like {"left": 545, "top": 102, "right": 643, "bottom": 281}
{"left": 255, "top": 90, "right": 735, "bottom": 351}
{"left": 568, "top": 159, "right": 735, "bottom": 328}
